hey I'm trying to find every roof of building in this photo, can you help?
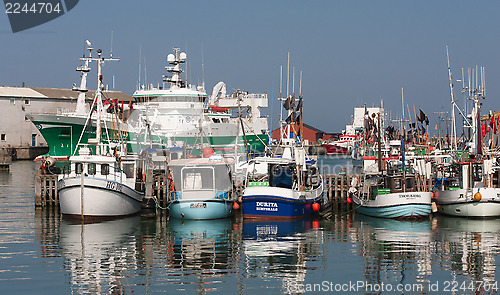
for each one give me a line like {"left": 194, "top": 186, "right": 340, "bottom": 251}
{"left": 0, "top": 86, "right": 132, "bottom": 102}
{"left": 0, "top": 86, "right": 46, "bottom": 98}
{"left": 272, "top": 123, "right": 326, "bottom": 134}
{"left": 303, "top": 123, "right": 324, "bottom": 133}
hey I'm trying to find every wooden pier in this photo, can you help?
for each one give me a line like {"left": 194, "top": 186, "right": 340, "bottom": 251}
{"left": 34, "top": 170, "right": 59, "bottom": 207}
{"left": 0, "top": 147, "right": 12, "bottom": 171}
{"left": 34, "top": 169, "right": 434, "bottom": 216}
{"left": 323, "top": 174, "right": 355, "bottom": 213}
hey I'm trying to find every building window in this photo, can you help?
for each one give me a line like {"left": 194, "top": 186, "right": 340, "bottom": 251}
{"left": 32, "top": 134, "right": 36, "bottom": 146}
{"left": 0, "top": 134, "right": 5, "bottom": 141}
{"left": 24, "top": 99, "right": 30, "bottom": 105}
{"left": 10, "top": 99, "right": 14, "bottom": 104}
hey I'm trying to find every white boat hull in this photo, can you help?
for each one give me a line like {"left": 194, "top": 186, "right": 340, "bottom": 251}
{"left": 57, "top": 177, "right": 144, "bottom": 218}
{"left": 435, "top": 188, "right": 500, "bottom": 217}
{"left": 353, "top": 192, "right": 432, "bottom": 218}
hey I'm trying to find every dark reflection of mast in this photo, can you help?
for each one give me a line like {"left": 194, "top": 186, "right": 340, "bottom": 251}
{"left": 352, "top": 214, "right": 433, "bottom": 289}
{"left": 435, "top": 216, "right": 500, "bottom": 286}
{"left": 57, "top": 216, "right": 142, "bottom": 294}
{"left": 242, "top": 216, "right": 323, "bottom": 293}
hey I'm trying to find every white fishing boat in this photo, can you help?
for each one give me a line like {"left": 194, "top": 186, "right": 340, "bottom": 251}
{"left": 351, "top": 136, "right": 432, "bottom": 219}
{"left": 167, "top": 155, "right": 236, "bottom": 219}
{"left": 57, "top": 48, "right": 144, "bottom": 219}
{"left": 434, "top": 159, "right": 500, "bottom": 217}
{"left": 434, "top": 59, "right": 500, "bottom": 218}
{"left": 352, "top": 171, "right": 432, "bottom": 219}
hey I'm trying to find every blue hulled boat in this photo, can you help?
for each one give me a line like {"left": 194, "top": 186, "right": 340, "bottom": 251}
{"left": 241, "top": 144, "right": 324, "bottom": 219}
{"left": 167, "top": 156, "right": 236, "bottom": 220}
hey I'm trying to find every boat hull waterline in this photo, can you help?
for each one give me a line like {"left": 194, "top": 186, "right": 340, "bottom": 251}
{"left": 169, "top": 200, "right": 233, "bottom": 220}
{"left": 242, "top": 187, "right": 323, "bottom": 219}
{"left": 58, "top": 177, "right": 143, "bottom": 218}
{"left": 353, "top": 192, "right": 432, "bottom": 219}
{"left": 435, "top": 188, "right": 500, "bottom": 218}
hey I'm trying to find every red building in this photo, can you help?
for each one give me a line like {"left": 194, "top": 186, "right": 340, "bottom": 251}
{"left": 271, "top": 123, "right": 338, "bottom": 143}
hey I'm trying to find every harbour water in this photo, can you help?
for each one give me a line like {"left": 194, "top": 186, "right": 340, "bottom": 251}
{"left": 2, "top": 159, "right": 500, "bottom": 294}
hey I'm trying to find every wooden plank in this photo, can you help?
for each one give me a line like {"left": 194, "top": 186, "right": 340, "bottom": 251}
{"left": 53, "top": 175, "right": 58, "bottom": 205}
{"left": 48, "top": 176, "right": 53, "bottom": 203}
{"left": 34, "top": 171, "right": 42, "bottom": 207}
{"left": 340, "top": 175, "right": 345, "bottom": 211}
{"left": 336, "top": 175, "right": 341, "bottom": 211}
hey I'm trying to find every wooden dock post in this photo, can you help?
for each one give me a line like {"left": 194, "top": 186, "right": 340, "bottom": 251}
{"left": 35, "top": 170, "right": 42, "bottom": 207}
{"left": 322, "top": 173, "right": 358, "bottom": 213}
{"left": 34, "top": 172, "right": 59, "bottom": 207}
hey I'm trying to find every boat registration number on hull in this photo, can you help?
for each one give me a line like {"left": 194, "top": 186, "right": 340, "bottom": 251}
{"left": 106, "top": 181, "right": 123, "bottom": 192}
{"left": 190, "top": 203, "right": 207, "bottom": 208}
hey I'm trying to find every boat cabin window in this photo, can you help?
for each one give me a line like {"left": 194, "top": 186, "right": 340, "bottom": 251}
{"left": 75, "top": 163, "right": 83, "bottom": 174}
{"left": 122, "top": 163, "right": 135, "bottom": 179}
{"left": 101, "top": 164, "right": 109, "bottom": 176}
{"left": 269, "top": 164, "right": 294, "bottom": 189}
{"left": 182, "top": 167, "right": 214, "bottom": 190}
{"left": 88, "top": 163, "right": 96, "bottom": 175}
{"left": 305, "top": 165, "right": 320, "bottom": 188}
{"left": 405, "top": 177, "right": 415, "bottom": 190}
{"left": 143, "top": 95, "right": 206, "bottom": 103}
{"left": 473, "top": 164, "right": 483, "bottom": 181}
{"left": 388, "top": 177, "right": 403, "bottom": 193}
{"left": 393, "top": 178, "right": 402, "bottom": 190}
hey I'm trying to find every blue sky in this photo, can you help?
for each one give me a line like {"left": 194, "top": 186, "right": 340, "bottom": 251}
{"left": 1, "top": 0, "right": 500, "bottom": 133}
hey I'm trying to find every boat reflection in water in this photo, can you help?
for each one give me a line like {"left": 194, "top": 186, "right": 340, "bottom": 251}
{"left": 165, "top": 217, "right": 240, "bottom": 293}
{"left": 58, "top": 216, "right": 142, "bottom": 294}
{"left": 435, "top": 216, "right": 500, "bottom": 286}
{"left": 242, "top": 217, "right": 323, "bottom": 293}
{"left": 352, "top": 214, "right": 433, "bottom": 288}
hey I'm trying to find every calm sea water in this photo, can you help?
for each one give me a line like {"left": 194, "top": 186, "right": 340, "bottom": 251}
{"left": 1, "top": 158, "right": 500, "bottom": 294}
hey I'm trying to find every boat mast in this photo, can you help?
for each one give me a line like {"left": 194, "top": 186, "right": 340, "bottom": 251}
{"left": 446, "top": 46, "right": 458, "bottom": 151}
{"left": 401, "top": 88, "right": 404, "bottom": 137}
{"left": 280, "top": 65, "right": 283, "bottom": 141}
{"left": 286, "top": 52, "right": 290, "bottom": 141}
{"left": 163, "top": 48, "right": 186, "bottom": 89}
{"left": 79, "top": 46, "right": 119, "bottom": 156}
{"left": 74, "top": 40, "right": 93, "bottom": 115}
{"left": 299, "top": 70, "right": 303, "bottom": 144}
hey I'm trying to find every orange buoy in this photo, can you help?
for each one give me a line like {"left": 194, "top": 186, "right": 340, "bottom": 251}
{"left": 233, "top": 202, "right": 240, "bottom": 210}
{"left": 474, "top": 192, "right": 482, "bottom": 201}
{"left": 347, "top": 197, "right": 353, "bottom": 204}
{"left": 430, "top": 192, "right": 435, "bottom": 199}
{"left": 203, "top": 146, "right": 215, "bottom": 158}
{"left": 312, "top": 202, "right": 320, "bottom": 211}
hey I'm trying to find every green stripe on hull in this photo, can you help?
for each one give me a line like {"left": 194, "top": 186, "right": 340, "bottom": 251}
{"left": 34, "top": 119, "right": 269, "bottom": 157}
{"left": 34, "top": 120, "right": 134, "bottom": 157}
